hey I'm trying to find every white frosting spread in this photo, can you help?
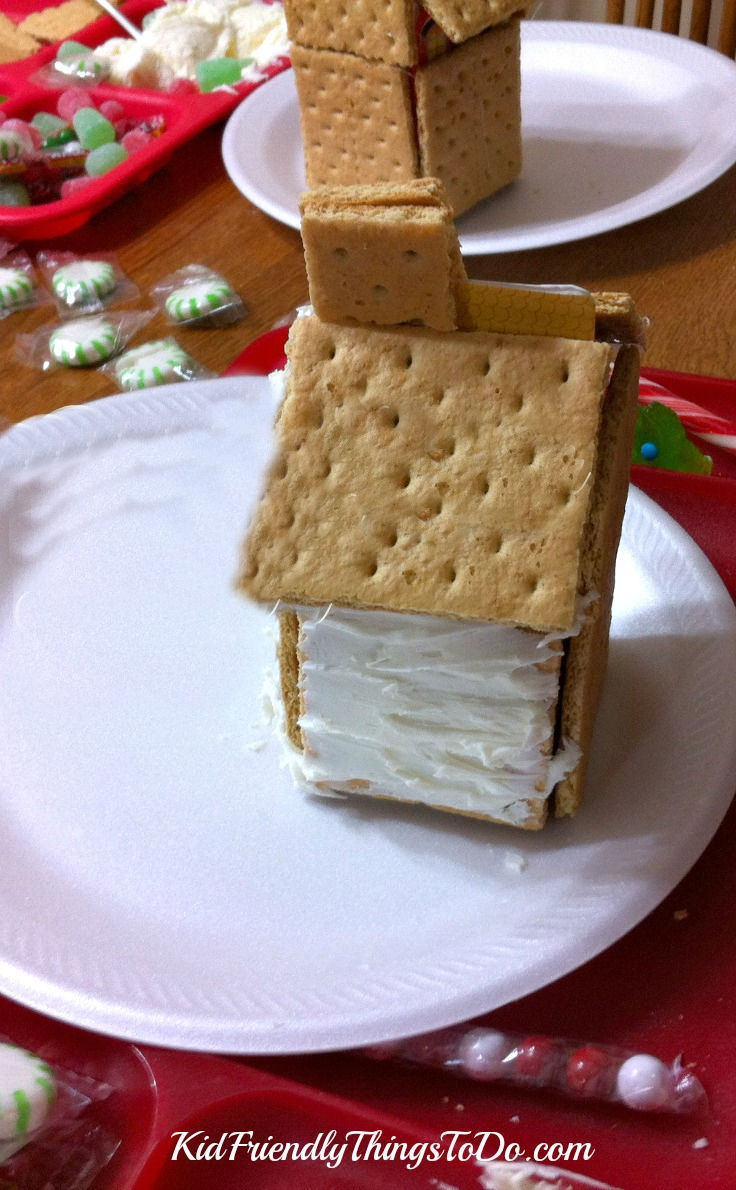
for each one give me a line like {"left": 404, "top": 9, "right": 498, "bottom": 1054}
{"left": 95, "top": 0, "right": 288, "bottom": 88}
{"left": 290, "top": 606, "right": 581, "bottom": 825}
{"left": 478, "top": 1161, "right": 623, "bottom": 1190}
{"left": 476, "top": 1161, "right": 619, "bottom": 1190}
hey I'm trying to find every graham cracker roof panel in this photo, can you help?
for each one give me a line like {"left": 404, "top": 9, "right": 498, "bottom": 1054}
{"left": 423, "top": 0, "right": 528, "bottom": 43}
{"left": 284, "top": 0, "right": 528, "bottom": 64}
{"left": 240, "top": 317, "right": 616, "bottom": 633}
{"left": 283, "top": 0, "right": 417, "bottom": 65}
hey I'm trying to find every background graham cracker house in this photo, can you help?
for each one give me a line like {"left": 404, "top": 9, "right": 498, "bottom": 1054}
{"left": 283, "top": 0, "right": 528, "bottom": 216}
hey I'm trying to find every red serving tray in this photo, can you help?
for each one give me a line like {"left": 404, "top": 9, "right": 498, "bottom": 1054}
{"left": 0, "top": 0, "right": 289, "bottom": 239}
{"left": 1, "top": 353, "right": 735, "bottom": 1189}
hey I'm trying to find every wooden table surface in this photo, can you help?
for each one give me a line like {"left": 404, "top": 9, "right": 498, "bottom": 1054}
{"left": 1, "top": 102, "right": 735, "bottom": 426}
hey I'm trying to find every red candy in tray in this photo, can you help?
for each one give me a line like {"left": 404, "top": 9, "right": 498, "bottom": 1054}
{"left": 0, "top": 0, "right": 290, "bottom": 239}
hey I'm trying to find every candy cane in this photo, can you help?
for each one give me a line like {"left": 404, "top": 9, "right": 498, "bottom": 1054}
{"left": 639, "top": 378, "right": 736, "bottom": 454}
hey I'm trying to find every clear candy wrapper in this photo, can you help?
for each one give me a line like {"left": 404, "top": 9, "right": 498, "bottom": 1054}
{"left": 36, "top": 249, "right": 139, "bottom": 316}
{"left": 0, "top": 1036, "right": 119, "bottom": 1189}
{"left": 32, "top": 41, "right": 111, "bottom": 89}
{"left": 103, "top": 336, "right": 215, "bottom": 390}
{"left": 152, "top": 263, "right": 246, "bottom": 328}
{"left": 0, "top": 244, "right": 49, "bottom": 318}
{"left": 15, "top": 309, "right": 153, "bottom": 372}
{"left": 364, "top": 1024, "right": 708, "bottom": 1115}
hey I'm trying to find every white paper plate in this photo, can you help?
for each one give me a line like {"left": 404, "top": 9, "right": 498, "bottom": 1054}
{"left": 1, "top": 378, "right": 736, "bottom": 1054}
{"left": 222, "top": 22, "right": 736, "bottom": 254}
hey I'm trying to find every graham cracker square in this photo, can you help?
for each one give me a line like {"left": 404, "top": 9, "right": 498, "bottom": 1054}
{"left": 0, "top": 12, "right": 39, "bottom": 61}
{"left": 415, "top": 20, "right": 522, "bottom": 214}
{"left": 427, "top": 0, "right": 529, "bottom": 42}
{"left": 18, "top": 0, "right": 114, "bottom": 41}
{"left": 240, "top": 314, "right": 616, "bottom": 634}
{"left": 554, "top": 339, "right": 641, "bottom": 816}
{"left": 300, "top": 179, "right": 464, "bottom": 330}
{"left": 291, "top": 44, "right": 418, "bottom": 188}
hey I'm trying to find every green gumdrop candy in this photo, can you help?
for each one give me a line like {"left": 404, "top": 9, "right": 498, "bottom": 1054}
{"left": 633, "top": 402, "right": 713, "bottom": 475}
{"left": 32, "top": 112, "right": 75, "bottom": 147}
{"left": 73, "top": 107, "right": 115, "bottom": 149}
{"left": 85, "top": 141, "right": 128, "bottom": 177}
{"left": 32, "top": 111, "right": 69, "bottom": 135}
{"left": 195, "top": 57, "right": 252, "bottom": 91}
{"left": 56, "top": 39, "right": 92, "bottom": 61}
{"left": 0, "top": 181, "right": 31, "bottom": 206}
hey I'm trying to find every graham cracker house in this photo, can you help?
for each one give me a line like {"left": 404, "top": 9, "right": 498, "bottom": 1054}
{"left": 283, "top": 0, "right": 528, "bottom": 215}
{"left": 239, "top": 180, "right": 644, "bottom": 828}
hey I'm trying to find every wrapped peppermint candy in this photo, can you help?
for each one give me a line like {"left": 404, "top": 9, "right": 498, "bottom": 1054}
{"left": 0, "top": 245, "right": 47, "bottom": 318}
{"left": 152, "top": 263, "right": 246, "bottom": 328}
{"left": 0, "top": 1042, "right": 56, "bottom": 1164}
{"left": 15, "top": 309, "right": 153, "bottom": 372}
{"left": 36, "top": 249, "right": 139, "bottom": 315}
{"left": 104, "top": 336, "right": 214, "bottom": 390}
{"left": 0, "top": 1036, "right": 119, "bottom": 1187}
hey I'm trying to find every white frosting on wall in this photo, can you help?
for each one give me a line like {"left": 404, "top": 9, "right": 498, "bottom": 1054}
{"left": 291, "top": 606, "right": 580, "bottom": 825}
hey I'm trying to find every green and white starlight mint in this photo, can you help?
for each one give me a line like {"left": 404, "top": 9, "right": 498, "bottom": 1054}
{"left": 0, "top": 1041, "right": 56, "bottom": 1163}
{"left": 49, "top": 316, "right": 118, "bottom": 367}
{"left": 51, "top": 259, "right": 118, "bottom": 308}
{"left": 165, "top": 277, "right": 238, "bottom": 323}
{"left": 114, "top": 338, "right": 195, "bottom": 389}
{"left": 0, "top": 266, "right": 34, "bottom": 311}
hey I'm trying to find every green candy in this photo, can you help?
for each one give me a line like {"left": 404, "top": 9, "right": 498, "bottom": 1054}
{"left": 85, "top": 141, "right": 128, "bottom": 177}
{"left": 56, "top": 39, "right": 92, "bottom": 61}
{"left": 73, "top": 108, "right": 115, "bottom": 150}
{"left": 195, "top": 57, "right": 253, "bottom": 92}
{"left": 42, "top": 127, "right": 78, "bottom": 149}
{"left": 56, "top": 41, "right": 108, "bottom": 82}
{"left": 633, "top": 402, "right": 713, "bottom": 475}
{"left": 32, "top": 112, "right": 75, "bottom": 149}
{"left": 32, "top": 111, "right": 69, "bottom": 136}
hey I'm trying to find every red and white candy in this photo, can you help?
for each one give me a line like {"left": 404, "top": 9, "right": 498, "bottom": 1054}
{"left": 639, "top": 377, "right": 736, "bottom": 455}
{"left": 364, "top": 1024, "right": 707, "bottom": 1114}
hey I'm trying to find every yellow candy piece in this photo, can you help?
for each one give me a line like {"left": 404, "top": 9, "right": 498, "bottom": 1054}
{"left": 457, "top": 280, "right": 595, "bottom": 340}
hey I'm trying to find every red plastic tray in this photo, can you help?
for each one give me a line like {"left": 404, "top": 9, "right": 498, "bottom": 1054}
{"left": 0, "top": 0, "right": 289, "bottom": 239}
